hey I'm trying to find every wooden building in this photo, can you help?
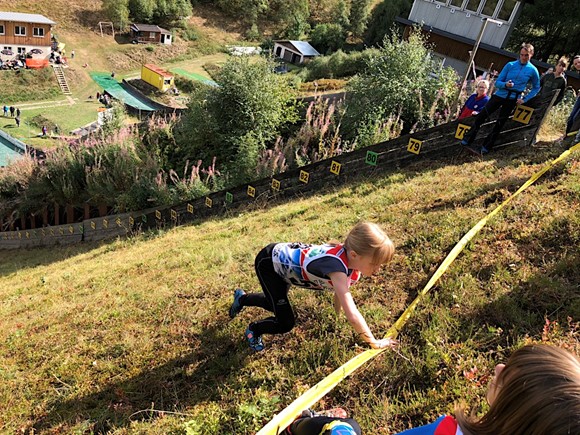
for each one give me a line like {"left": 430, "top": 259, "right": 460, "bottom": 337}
{"left": 0, "top": 11, "right": 55, "bottom": 59}
{"left": 130, "top": 23, "right": 172, "bottom": 45}
{"left": 273, "top": 40, "right": 320, "bottom": 64}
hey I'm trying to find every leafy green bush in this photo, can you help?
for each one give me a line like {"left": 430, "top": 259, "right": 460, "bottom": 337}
{"left": 310, "top": 23, "right": 346, "bottom": 54}
{"left": 300, "top": 48, "right": 379, "bottom": 81}
{"left": 175, "top": 56, "right": 299, "bottom": 185}
{"left": 344, "top": 30, "right": 459, "bottom": 141}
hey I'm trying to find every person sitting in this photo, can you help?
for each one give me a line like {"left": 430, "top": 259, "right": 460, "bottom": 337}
{"left": 458, "top": 80, "right": 490, "bottom": 120}
{"left": 395, "top": 344, "right": 580, "bottom": 435}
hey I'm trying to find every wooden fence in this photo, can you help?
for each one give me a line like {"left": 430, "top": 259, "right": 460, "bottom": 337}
{"left": 0, "top": 91, "right": 558, "bottom": 249}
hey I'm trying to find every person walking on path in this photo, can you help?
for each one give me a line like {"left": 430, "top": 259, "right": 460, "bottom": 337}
{"left": 460, "top": 43, "right": 540, "bottom": 155}
{"left": 15, "top": 107, "right": 20, "bottom": 118}
{"left": 229, "top": 221, "right": 398, "bottom": 352}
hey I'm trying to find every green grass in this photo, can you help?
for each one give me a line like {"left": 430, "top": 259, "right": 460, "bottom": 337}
{"left": 0, "top": 143, "right": 578, "bottom": 433}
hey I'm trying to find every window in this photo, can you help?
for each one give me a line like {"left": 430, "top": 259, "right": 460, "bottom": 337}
{"left": 465, "top": 0, "right": 482, "bottom": 12}
{"left": 498, "top": 0, "right": 517, "bottom": 21}
{"left": 449, "top": 0, "right": 464, "bottom": 7}
{"left": 33, "top": 27, "right": 44, "bottom": 37}
{"left": 0, "top": 25, "right": 4, "bottom": 35}
{"left": 14, "top": 26, "right": 26, "bottom": 36}
{"left": 149, "top": 32, "right": 156, "bottom": 39}
{"left": 17, "top": 47, "right": 26, "bottom": 54}
{"left": 481, "top": 0, "right": 500, "bottom": 16}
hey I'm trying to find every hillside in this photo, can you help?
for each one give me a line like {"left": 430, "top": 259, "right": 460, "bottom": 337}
{"left": 0, "top": 142, "right": 578, "bottom": 433}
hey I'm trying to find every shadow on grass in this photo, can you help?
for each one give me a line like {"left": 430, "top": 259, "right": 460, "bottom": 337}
{"left": 31, "top": 322, "right": 249, "bottom": 433}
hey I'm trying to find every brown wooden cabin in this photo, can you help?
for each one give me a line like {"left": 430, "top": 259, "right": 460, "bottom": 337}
{"left": 130, "top": 23, "right": 172, "bottom": 45}
{"left": 0, "top": 11, "right": 55, "bottom": 59}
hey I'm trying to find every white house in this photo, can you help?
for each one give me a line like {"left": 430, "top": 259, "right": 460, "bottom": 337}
{"left": 273, "top": 40, "right": 320, "bottom": 64}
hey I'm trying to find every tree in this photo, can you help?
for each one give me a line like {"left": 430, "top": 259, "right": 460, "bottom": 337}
{"left": 348, "top": 0, "right": 372, "bottom": 39}
{"left": 154, "top": 0, "right": 193, "bottom": 25}
{"left": 508, "top": 0, "right": 580, "bottom": 62}
{"left": 103, "top": 0, "right": 130, "bottom": 30}
{"left": 129, "top": 0, "right": 156, "bottom": 23}
{"left": 364, "top": 0, "right": 412, "bottom": 47}
{"left": 343, "top": 30, "right": 458, "bottom": 144}
{"left": 310, "top": 23, "right": 346, "bottom": 54}
{"left": 175, "top": 57, "right": 298, "bottom": 184}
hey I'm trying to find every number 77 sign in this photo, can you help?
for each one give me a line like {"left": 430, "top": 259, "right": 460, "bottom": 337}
{"left": 513, "top": 105, "right": 534, "bottom": 124}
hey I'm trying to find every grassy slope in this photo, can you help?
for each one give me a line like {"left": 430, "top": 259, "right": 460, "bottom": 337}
{"left": 0, "top": 1, "right": 233, "bottom": 148}
{"left": 0, "top": 142, "right": 578, "bottom": 433}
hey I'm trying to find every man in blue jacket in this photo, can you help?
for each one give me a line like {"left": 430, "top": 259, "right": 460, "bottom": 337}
{"left": 461, "top": 43, "right": 540, "bottom": 155}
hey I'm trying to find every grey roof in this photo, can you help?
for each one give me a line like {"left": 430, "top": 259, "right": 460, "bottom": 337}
{"left": 0, "top": 11, "right": 55, "bottom": 25}
{"left": 130, "top": 23, "right": 170, "bottom": 34}
{"left": 289, "top": 41, "right": 320, "bottom": 56}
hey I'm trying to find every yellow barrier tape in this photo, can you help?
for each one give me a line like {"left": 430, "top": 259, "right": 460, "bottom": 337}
{"left": 257, "top": 141, "right": 580, "bottom": 435}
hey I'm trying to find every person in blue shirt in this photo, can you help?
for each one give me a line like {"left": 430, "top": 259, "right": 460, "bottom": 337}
{"left": 461, "top": 43, "right": 540, "bottom": 155}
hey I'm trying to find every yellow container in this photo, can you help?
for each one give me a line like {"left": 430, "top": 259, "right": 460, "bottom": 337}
{"left": 141, "top": 64, "right": 174, "bottom": 92}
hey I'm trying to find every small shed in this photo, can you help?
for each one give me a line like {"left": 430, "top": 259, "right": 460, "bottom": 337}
{"left": 130, "top": 23, "right": 172, "bottom": 45}
{"left": 141, "top": 64, "right": 174, "bottom": 92}
{"left": 273, "top": 40, "right": 320, "bottom": 64}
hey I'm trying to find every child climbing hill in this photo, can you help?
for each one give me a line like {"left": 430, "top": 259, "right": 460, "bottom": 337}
{"left": 229, "top": 221, "right": 398, "bottom": 352}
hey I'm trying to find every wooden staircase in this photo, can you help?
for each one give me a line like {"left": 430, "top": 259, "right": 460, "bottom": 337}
{"left": 52, "top": 65, "right": 71, "bottom": 95}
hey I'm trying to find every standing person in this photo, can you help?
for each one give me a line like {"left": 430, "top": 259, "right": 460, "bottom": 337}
{"left": 15, "top": 107, "right": 20, "bottom": 118}
{"left": 394, "top": 344, "right": 580, "bottom": 435}
{"left": 9, "top": 106, "right": 14, "bottom": 117}
{"left": 41, "top": 125, "right": 47, "bottom": 136}
{"left": 71, "top": 50, "right": 75, "bottom": 59}
{"left": 458, "top": 80, "right": 490, "bottom": 120}
{"left": 3, "top": 105, "right": 8, "bottom": 117}
{"left": 538, "top": 57, "right": 568, "bottom": 106}
{"left": 229, "top": 221, "right": 398, "bottom": 352}
{"left": 15, "top": 116, "right": 20, "bottom": 127}
{"left": 565, "top": 55, "right": 580, "bottom": 137}
{"left": 460, "top": 43, "right": 541, "bottom": 155}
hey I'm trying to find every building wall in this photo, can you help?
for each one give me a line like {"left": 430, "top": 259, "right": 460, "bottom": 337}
{"left": 408, "top": 0, "right": 521, "bottom": 48}
{"left": 0, "top": 21, "right": 52, "bottom": 48}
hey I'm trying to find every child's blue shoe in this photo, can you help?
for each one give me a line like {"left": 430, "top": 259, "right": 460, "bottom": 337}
{"left": 245, "top": 327, "right": 264, "bottom": 352}
{"left": 229, "top": 288, "right": 245, "bottom": 319}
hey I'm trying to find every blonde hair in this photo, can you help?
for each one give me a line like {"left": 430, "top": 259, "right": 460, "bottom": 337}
{"left": 343, "top": 221, "right": 394, "bottom": 265}
{"left": 456, "top": 344, "right": 580, "bottom": 435}
{"left": 477, "top": 79, "right": 489, "bottom": 89}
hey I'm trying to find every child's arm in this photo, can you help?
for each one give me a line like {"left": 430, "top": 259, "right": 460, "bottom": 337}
{"left": 329, "top": 272, "right": 396, "bottom": 349}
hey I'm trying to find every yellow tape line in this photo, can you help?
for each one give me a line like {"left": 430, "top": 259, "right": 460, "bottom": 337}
{"left": 257, "top": 141, "right": 580, "bottom": 435}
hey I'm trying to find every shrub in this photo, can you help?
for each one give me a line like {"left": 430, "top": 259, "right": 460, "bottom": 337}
{"left": 310, "top": 23, "right": 346, "bottom": 54}
{"left": 343, "top": 29, "right": 459, "bottom": 141}
{"left": 299, "top": 78, "right": 347, "bottom": 92}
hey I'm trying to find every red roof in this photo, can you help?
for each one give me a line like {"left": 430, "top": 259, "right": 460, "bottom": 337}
{"left": 143, "top": 64, "right": 173, "bottom": 78}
